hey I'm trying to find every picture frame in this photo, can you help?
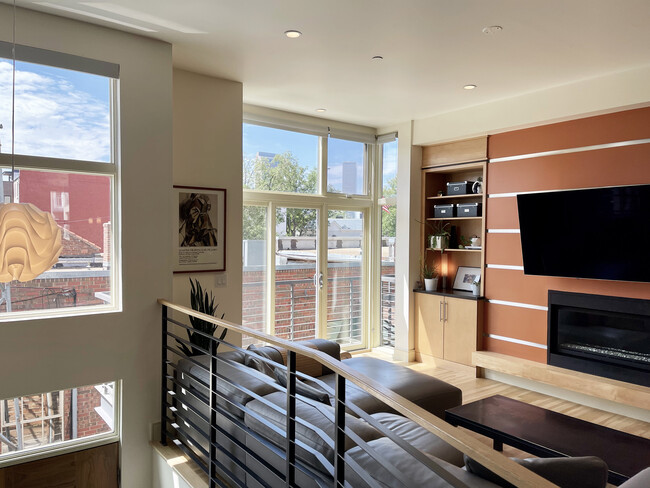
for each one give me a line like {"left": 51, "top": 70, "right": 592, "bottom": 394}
{"left": 173, "top": 185, "right": 227, "bottom": 273}
{"left": 452, "top": 266, "right": 481, "bottom": 292}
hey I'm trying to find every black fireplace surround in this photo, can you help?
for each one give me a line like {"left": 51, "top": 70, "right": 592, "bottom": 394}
{"left": 548, "top": 291, "right": 650, "bottom": 387}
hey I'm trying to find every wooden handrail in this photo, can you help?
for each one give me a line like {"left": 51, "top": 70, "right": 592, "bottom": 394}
{"left": 158, "top": 299, "right": 557, "bottom": 488}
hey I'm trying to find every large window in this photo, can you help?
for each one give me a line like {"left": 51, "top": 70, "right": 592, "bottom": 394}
{"left": 242, "top": 120, "right": 374, "bottom": 349}
{"left": 0, "top": 43, "right": 119, "bottom": 318}
{"left": 0, "top": 381, "right": 118, "bottom": 461}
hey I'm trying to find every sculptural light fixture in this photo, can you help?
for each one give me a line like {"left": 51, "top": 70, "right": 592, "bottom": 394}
{"left": 0, "top": 0, "right": 62, "bottom": 283}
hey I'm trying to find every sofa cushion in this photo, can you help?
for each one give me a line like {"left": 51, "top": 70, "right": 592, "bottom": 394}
{"left": 370, "top": 412, "right": 464, "bottom": 467}
{"left": 244, "top": 391, "right": 382, "bottom": 472}
{"left": 318, "top": 357, "right": 462, "bottom": 418}
{"left": 179, "top": 354, "right": 279, "bottom": 419}
{"left": 346, "top": 437, "right": 500, "bottom": 488}
{"left": 464, "top": 455, "right": 608, "bottom": 488}
{"left": 273, "top": 367, "right": 331, "bottom": 405}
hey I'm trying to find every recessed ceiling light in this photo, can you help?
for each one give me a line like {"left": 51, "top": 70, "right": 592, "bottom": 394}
{"left": 372, "top": 55, "right": 384, "bottom": 61}
{"left": 284, "top": 30, "right": 302, "bottom": 38}
{"left": 482, "top": 25, "right": 503, "bottom": 35}
{"left": 315, "top": 108, "right": 327, "bottom": 113}
{"left": 463, "top": 84, "right": 477, "bottom": 90}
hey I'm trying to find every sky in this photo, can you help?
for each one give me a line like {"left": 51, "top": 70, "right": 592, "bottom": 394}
{"left": 243, "top": 122, "right": 398, "bottom": 194}
{"left": 0, "top": 59, "right": 111, "bottom": 162}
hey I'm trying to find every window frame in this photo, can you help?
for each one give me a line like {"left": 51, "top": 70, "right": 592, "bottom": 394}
{"left": 243, "top": 114, "right": 378, "bottom": 350}
{"left": 0, "top": 43, "right": 121, "bottom": 321}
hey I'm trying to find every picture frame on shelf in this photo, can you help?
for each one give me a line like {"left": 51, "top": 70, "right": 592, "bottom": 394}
{"left": 173, "top": 185, "right": 227, "bottom": 273}
{"left": 452, "top": 266, "right": 481, "bottom": 292}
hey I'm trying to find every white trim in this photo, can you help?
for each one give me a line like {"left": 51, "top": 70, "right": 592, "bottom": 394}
{"left": 489, "top": 138, "right": 650, "bottom": 163}
{"left": 487, "top": 229, "right": 520, "bottom": 234}
{"left": 486, "top": 334, "right": 547, "bottom": 350}
{"left": 487, "top": 299, "right": 548, "bottom": 311}
{"left": 488, "top": 192, "right": 519, "bottom": 199}
{"left": 486, "top": 264, "right": 524, "bottom": 271}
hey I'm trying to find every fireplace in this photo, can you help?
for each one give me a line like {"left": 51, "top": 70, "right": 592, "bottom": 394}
{"left": 548, "top": 291, "right": 650, "bottom": 387}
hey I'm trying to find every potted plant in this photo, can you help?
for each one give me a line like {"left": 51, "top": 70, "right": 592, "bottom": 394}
{"left": 177, "top": 278, "right": 227, "bottom": 357}
{"left": 421, "top": 259, "right": 439, "bottom": 292}
{"left": 428, "top": 222, "right": 451, "bottom": 250}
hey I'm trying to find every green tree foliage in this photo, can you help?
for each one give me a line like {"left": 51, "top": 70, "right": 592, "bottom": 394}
{"left": 243, "top": 151, "right": 318, "bottom": 238}
{"left": 381, "top": 175, "right": 397, "bottom": 238}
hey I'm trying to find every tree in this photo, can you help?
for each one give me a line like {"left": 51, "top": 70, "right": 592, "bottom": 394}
{"left": 381, "top": 176, "right": 397, "bottom": 238}
{"left": 243, "top": 151, "right": 318, "bottom": 238}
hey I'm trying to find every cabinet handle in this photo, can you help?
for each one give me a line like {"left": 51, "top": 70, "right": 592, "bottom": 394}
{"left": 444, "top": 302, "right": 448, "bottom": 322}
{"left": 439, "top": 301, "right": 443, "bottom": 322}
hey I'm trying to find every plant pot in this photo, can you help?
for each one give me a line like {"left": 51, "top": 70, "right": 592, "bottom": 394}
{"left": 429, "top": 235, "right": 449, "bottom": 250}
{"left": 424, "top": 277, "right": 438, "bottom": 292}
{"left": 471, "top": 283, "right": 480, "bottom": 296}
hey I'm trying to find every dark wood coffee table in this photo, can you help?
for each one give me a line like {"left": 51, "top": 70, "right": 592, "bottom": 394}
{"left": 445, "top": 395, "right": 650, "bottom": 485}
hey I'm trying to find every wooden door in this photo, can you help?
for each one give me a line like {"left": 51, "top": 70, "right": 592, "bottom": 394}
{"left": 0, "top": 443, "right": 118, "bottom": 488}
{"left": 415, "top": 293, "right": 444, "bottom": 358}
{"left": 444, "top": 297, "right": 478, "bottom": 366}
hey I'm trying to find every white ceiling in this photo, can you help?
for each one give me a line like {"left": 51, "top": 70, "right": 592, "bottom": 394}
{"left": 9, "top": 0, "right": 650, "bottom": 128}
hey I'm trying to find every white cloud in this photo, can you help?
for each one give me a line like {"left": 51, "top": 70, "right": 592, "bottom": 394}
{"left": 0, "top": 61, "right": 110, "bottom": 162}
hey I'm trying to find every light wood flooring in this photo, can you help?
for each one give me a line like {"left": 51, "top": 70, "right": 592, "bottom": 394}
{"left": 361, "top": 349, "right": 650, "bottom": 465}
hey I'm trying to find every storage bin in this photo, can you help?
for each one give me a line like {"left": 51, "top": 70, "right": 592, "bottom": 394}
{"left": 434, "top": 204, "right": 455, "bottom": 218}
{"left": 456, "top": 202, "right": 482, "bottom": 217}
{"left": 447, "top": 181, "right": 472, "bottom": 195}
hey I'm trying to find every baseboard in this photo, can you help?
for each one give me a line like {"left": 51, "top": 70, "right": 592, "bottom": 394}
{"left": 414, "top": 352, "right": 477, "bottom": 375}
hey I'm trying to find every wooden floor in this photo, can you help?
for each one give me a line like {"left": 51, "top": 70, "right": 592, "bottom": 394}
{"left": 362, "top": 349, "right": 650, "bottom": 464}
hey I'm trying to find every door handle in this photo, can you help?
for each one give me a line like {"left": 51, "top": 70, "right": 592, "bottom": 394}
{"left": 313, "top": 272, "right": 323, "bottom": 289}
{"left": 444, "top": 301, "right": 448, "bottom": 322}
{"left": 439, "top": 301, "right": 444, "bottom": 322}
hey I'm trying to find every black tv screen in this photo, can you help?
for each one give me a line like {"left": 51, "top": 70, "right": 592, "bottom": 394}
{"left": 517, "top": 185, "right": 650, "bottom": 282}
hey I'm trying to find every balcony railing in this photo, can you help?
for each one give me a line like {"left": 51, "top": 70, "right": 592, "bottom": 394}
{"left": 242, "top": 273, "right": 396, "bottom": 348}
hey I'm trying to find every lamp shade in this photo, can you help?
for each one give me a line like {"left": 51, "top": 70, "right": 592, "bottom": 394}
{"left": 0, "top": 203, "right": 62, "bottom": 282}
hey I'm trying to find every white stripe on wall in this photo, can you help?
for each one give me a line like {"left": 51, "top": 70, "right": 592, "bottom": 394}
{"left": 487, "top": 229, "right": 520, "bottom": 234}
{"left": 487, "top": 264, "right": 524, "bottom": 271}
{"left": 488, "top": 299, "right": 548, "bottom": 311}
{"left": 486, "top": 334, "right": 547, "bottom": 350}
{"left": 488, "top": 138, "right": 650, "bottom": 163}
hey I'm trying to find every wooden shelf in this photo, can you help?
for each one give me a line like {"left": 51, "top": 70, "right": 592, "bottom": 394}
{"left": 427, "top": 217, "right": 482, "bottom": 221}
{"left": 427, "top": 194, "right": 483, "bottom": 200}
{"left": 427, "top": 248, "right": 482, "bottom": 253}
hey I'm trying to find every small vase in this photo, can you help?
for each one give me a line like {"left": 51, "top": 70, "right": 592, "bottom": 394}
{"left": 471, "top": 283, "right": 480, "bottom": 296}
{"left": 430, "top": 235, "right": 449, "bottom": 250}
{"left": 424, "top": 277, "right": 438, "bottom": 292}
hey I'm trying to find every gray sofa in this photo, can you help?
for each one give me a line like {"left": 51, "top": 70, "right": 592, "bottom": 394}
{"left": 171, "top": 339, "right": 650, "bottom": 487}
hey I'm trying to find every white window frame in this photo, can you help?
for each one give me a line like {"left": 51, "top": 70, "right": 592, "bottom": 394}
{"left": 0, "top": 380, "right": 121, "bottom": 468}
{"left": 0, "top": 42, "right": 122, "bottom": 322}
{"left": 243, "top": 115, "right": 378, "bottom": 350}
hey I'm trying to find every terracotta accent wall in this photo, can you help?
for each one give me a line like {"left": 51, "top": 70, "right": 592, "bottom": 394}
{"left": 484, "top": 106, "right": 650, "bottom": 363}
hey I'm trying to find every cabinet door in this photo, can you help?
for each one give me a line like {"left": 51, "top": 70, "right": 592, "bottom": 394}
{"left": 415, "top": 293, "right": 444, "bottom": 358}
{"left": 443, "top": 297, "right": 478, "bottom": 366}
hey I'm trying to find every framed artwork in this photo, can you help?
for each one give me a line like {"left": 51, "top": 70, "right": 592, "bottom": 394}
{"left": 173, "top": 186, "right": 226, "bottom": 273}
{"left": 452, "top": 266, "right": 481, "bottom": 292}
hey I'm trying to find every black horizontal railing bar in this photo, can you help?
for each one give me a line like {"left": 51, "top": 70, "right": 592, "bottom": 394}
{"left": 164, "top": 398, "right": 209, "bottom": 428}
{"left": 166, "top": 427, "right": 209, "bottom": 468}
{"left": 167, "top": 316, "right": 218, "bottom": 342}
{"left": 168, "top": 435, "right": 209, "bottom": 475}
{"left": 160, "top": 301, "right": 556, "bottom": 488}
{"left": 166, "top": 328, "right": 212, "bottom": 357}
{"left": 165, "top": 406, "right": 209, "bottom": 443}
{"left": 165, "top": 415, "right": 210, "bottom": 459}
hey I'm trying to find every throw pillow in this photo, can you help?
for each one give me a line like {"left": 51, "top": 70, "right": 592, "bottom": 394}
{"left": 273, "top": 367, "right": 331, "bottom": 405}
{"left": 244, "top": 344, "right": 283, "bottom": 377}
{"left": 464, "top": 455, "right": 608, "bottom": 488}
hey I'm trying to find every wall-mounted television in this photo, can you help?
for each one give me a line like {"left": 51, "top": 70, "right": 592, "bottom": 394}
{"left": 517, "top": 184, "right": 650, "bottom": 283}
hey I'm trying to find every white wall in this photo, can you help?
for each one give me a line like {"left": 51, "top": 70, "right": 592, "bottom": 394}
{"left": 172, "top": 69, "right": 243, "bottom": 343}
{"left": 412, "top": 65, "right": 650, "bottom": 145}
{"left": 0, "top": 6, "right": 172, "bottom": 488}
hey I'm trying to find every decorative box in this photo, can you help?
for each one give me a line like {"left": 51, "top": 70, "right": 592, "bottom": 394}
{"left": 456, "top": 202, "right": 482, "bottom": 217}
{"left": 447, "top": 181, "right": 472, "bottom": 195}
{"left": 434, "top": 204, "right": 455, "bottom": 218}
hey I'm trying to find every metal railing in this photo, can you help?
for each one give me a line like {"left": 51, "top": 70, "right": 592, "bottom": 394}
{"left": 159, "top": 300, "right": 555, "bottom": 488}
{"left": 242, "top": 275, "right": 363, "bottom": 346}
{"left": 380, "top": 275, "right": 396, "bottom": 348}
{"left": 243, "top": 274, "right": 398, "bottom": 349}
